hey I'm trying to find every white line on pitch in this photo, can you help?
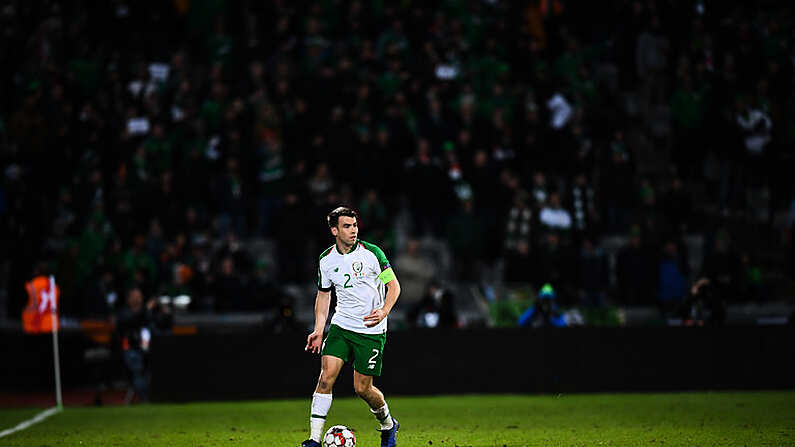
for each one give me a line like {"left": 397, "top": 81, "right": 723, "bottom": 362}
{"left": 0, "top": 407, "right": 60, "bottom": 438}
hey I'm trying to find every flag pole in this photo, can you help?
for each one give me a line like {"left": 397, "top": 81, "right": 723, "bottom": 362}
{"left": 49, "top": 276, "right": 63, "bottom": 411}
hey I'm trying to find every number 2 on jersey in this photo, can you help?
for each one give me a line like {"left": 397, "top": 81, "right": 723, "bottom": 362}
{"left": 343, "top": 273, "right": 353, "bottom": 288}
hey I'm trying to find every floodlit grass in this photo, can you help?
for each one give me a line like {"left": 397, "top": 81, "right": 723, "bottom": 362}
{"left": 0, "top": 407, "right": 40, "bottom": 430}
{"left": 1, "top": 392, "right": 793, "bottom": 446}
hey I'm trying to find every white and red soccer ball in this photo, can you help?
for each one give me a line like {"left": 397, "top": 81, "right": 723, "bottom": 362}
{"left": 323, "top": 425, "right": 356, "bottom": 447}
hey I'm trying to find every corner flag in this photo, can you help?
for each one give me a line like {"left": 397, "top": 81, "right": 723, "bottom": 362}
{"left": 23, "top": 275, "right": 59, "bottom": 333}
{"left": 22, "top": 275, "right": 63, "bottom": 410}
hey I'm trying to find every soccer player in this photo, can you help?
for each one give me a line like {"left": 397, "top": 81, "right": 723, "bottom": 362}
{"left": 301, "top": 207, "right": 401, "bottom": 447}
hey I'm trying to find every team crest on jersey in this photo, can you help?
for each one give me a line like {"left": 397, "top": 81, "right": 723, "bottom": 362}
{"left": 352, "top": 261, "right": 363, "bottom": 273}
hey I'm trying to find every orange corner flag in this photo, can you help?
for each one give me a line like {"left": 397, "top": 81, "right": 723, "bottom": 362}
{"left": 23, "top": 275, "right": 60, "bottom": 334}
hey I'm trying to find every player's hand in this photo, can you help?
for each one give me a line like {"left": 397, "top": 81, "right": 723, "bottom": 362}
{"left": 364, "top": 308, "right": 387, "bottom": 328}
{"left": 305, "top": 330, "right": 323, "bottom": 354}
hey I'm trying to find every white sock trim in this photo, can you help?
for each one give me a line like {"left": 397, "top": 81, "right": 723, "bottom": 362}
{"left": 370, "top": 403, "right": 389, "bottom": 416}
{"left": 371, "top": 403, "right": 393, "bottom": 429}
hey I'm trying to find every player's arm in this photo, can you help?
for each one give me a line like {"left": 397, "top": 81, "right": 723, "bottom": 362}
{"left": 305, "top": 289, "right": 330, "bottom": 354}
{"left": 364, "top": 275, "right": 400, "bottom": 328}
{"left": 382, "top": 277, "right": 400, "bottom": 315}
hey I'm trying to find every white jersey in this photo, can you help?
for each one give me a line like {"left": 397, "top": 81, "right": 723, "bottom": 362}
{"left": 317, "top": 240, "right": 396, "bottom": 334}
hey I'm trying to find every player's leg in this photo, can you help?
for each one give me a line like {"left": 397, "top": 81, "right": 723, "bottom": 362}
{"left": 348, "top": 330, "right": 398, "bottom": 446}
{"left": 353, "top": 371, "right": 399, "bottom": 447}
{"left": 306, "top": 355, "right": 343, "bottom": 446}
{"left": 315, "top": 354, "right": 344, "bottom": 393}
{"left": 304, "top": 324, "right": 351, "bottom": 447}
{"left": 353, "top": 371, "right": 392, "bottom": 427}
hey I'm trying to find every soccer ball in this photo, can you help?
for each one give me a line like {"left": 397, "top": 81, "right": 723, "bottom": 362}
{"left": 323, "top": 425, "right": 356, "bottom": 447}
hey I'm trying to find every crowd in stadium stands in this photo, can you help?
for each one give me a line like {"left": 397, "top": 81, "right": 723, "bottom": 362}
{"left": 1, "top": 1, "right": 794, "bottom": 321}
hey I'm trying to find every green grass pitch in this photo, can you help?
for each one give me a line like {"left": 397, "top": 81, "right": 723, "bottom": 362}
{"left": 1, "top": 392, "right": 793, "bottom": 446}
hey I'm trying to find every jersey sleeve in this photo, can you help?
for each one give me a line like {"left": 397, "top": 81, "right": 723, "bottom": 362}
{"left": 360, "top": 240, "right": 396, "bottom": 284}
{"left": 317, "top": 263, "right": 332, "bottom": 291}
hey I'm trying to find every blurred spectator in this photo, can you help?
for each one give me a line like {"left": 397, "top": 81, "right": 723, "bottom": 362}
{"left": 700, "top": 230, "right": 743, "bottom": 303}
{"left": 539, "top": 192, "right": 572, "bottom": 231}
{"left": 604, "top": 132, "right": 634, "bottom": 228}
{"left": 266, "top": 299, "right": 304, "bottom": 334}
{"left": 358, "top": 189, "right": 389, "bottom": 244}
{"left": 308, "top": 163, "right": 334, "bottom": 206}
{"left": 3, "top": 1, "right": 794, "bottom": 321}
{"left": 530, "top": 171, "right": 549, "bottom": 207}
{"left": 116, "top": 287, "right": 153, "bottom": 403}
{"left": 577, "top": 238, "right": 608, "bottom": 307}
{"left": 121, "top": 235, "right": 157, "bottom": 287}
{"left": 84, "top": 269, "right": 119, "bottom": 317}
{"left": 681, "top": 278, "right": 727, "bottom": 326}
{"left": 616, "top": 227, "right": 655, "bottom": 305}
{"left": 150, "top": 172, "right": 181, "bottom": 238}
{"left": 394, "top": 239, "right": 436, "bottom": 303}
{"left": 255, "top": 137, "right": 286, "bottom": 236}
{"left": 546, "top": 92, "right": 573, "bottom": 131}
{"left": 216, "top": 158, "right": 247, "bottom": 236}
{"left": 505, "top": 240, "right": 534, "bottom": 286}
{"left": 736, "top": 97, "right": 772, "bottom": 166}
{"left": 740, "top": 252, "right": 768, "bottom": 303}
{"left": 146, "top": 220, "right": 166, "bottom": 262}
{"left": 569, "top": 173, "right": 599, "bottom": 236}
{"left": 405, "top": 139, "right": 453, "bottom": 236}
{"left": 150, "top": 296, "right": 174, "bottom": 334}
{"left": 661, "top": 177, "right": 692, "bottom": 232}
{"left": 636, "top": 15, "right": 670, "bottom": 109}
{"left": 670, "top": 74, "right": 707, "bottom": 176}
{"left": 211, "top": 256, "right": 250, "bottom": 312}
{"left": 518, "top": 284, "right": 566, "bottom": 328}
{"left": 407, "top": 282, "right": 458, "bottom": 329}
{"left": 536, "top": 233, "right": 575, "bottom": 303}
{"left": 467, "top": 149, "right": 499, "bottom": 212}
{"left": 658, "top": 240, "right": 690, "bottom": 315}
{"left": 276, "top": 192, "right": 309, "bottom": 283}
{"left": 504, "top": 190, "right": 534, "bottom": 284}
{"left": 446, "top": 200, "right": 485, "bottom": 281}
{"left": 638, "top": 178, "right": 657, "bottom": 216}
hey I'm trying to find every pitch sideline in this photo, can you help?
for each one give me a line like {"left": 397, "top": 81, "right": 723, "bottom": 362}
{"left": 0, "top": 407, "right": 59, "bottom": 438}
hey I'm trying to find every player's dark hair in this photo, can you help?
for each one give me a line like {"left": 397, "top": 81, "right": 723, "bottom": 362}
{"left": 327, "top": 206, "right": 358, "bottom": 228}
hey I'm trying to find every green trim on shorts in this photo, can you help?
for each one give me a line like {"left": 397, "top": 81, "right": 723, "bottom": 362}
{"left": 321, "top": 324, "right": 387, "bottom": 376}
